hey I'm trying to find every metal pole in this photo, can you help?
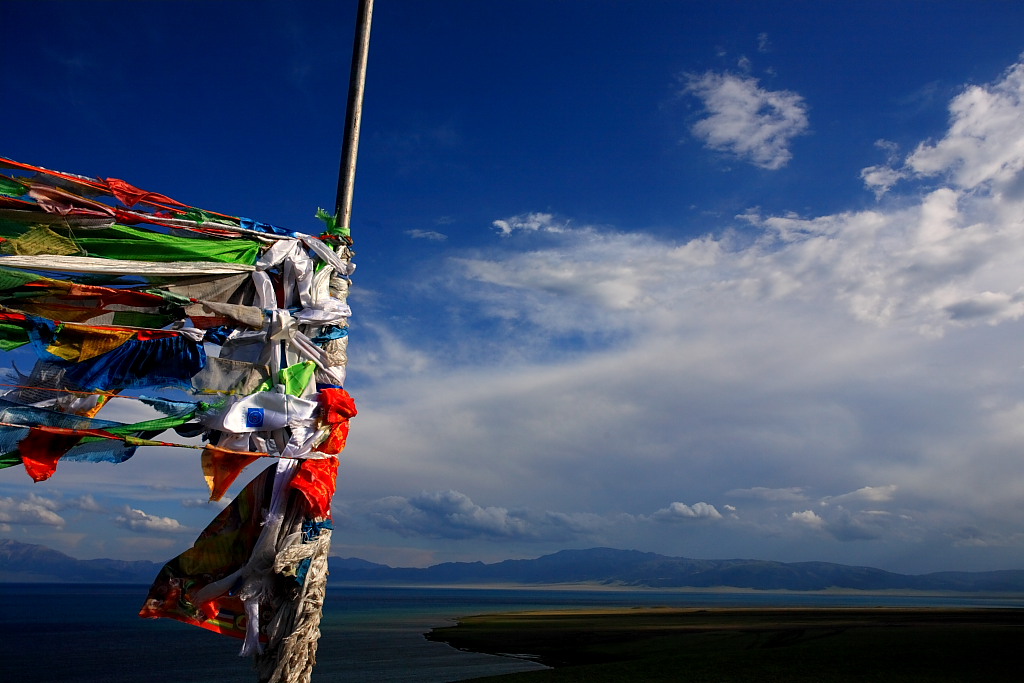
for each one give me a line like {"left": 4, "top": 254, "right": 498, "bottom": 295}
{"left": 335, "top": 0, "right": 374, "bottom": 229}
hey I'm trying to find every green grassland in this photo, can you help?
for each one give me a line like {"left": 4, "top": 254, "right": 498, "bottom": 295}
{"left": 426, "top": 607, "right": 1024, "bottom": 682}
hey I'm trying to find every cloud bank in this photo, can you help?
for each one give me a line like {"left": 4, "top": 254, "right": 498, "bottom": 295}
{"left": 335, "top": 56, "right": 1024, "bottom": 572}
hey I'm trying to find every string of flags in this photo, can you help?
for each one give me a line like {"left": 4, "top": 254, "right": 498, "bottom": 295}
{"left": 0, "top": 157, "right": 356, "bottom": 682}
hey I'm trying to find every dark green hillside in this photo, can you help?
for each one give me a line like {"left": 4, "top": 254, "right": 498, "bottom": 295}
{"left": 430, "top": 607, "right": 1024, "bottom": 682}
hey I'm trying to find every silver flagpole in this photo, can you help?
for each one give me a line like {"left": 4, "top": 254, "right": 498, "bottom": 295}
{"left": 336, "top": 0, "right": 374, "bottom": 227}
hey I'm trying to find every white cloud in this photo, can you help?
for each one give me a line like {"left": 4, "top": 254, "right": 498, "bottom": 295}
{"left": 790, "top": 510, "right": 825, "bottom": 529}
{"left": 861, "top": 139, "right": 907, "bottom": 197}
{"left": 685, "top": 71, "right": 809, "bottom": 169}
{"left": 180, "top": 497, "right": 229, "bottom": 509}
{"left": 864, "top": 60, "right": 1024, "bottom": 199}
{"left": 406, "top": 229, "right": 448, "bottom": 241}
{"left": 492, "top": 212, "right": 568, "bottom": 236}
{"left": 458, "top": 253, "right": 645, "bottom": 313}
{"left": 651, "top": 501, "right": 723, "bottom": 521}
{"left": 467, "top": 174, "right": 1021, "bottom": 339}
{"left": 25, "top": 492, "right": 60, "bottom": 511}
{"left": 356, "top": 321, "right": 433, "bottom": 379}
{"left": 0, "top": 495, "right": 65, "bottom": 527}
{"left": 907, "top": 61, "right": 1024, "bottom": 191}
{"left": 68, "top": 494, "right": 104, "bottom": 512}
{"left": 0, "top": 492, "right": 104, "bottom": 532}
{"left": 861, "top": 163, "right": 907, "bottom": 198}
{"left": 113, "top": 506, "right": 191, "bottom": 534}
{"left": 828, "top": 486, "right": 898, "bottom": 505}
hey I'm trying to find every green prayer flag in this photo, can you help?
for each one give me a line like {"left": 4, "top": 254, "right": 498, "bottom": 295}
{"left": 67, "top": 224, "right": 261, "bottom": 265}
{"left": 0, "top": 176, "right": 27, "bottom": 197}
{"left": 0, "top": 451, "right": 22, "bottom": 469}
{"left": 316, "top": 208, "right": 350, "bottom": 238}
{"left": 280, "top": 361, "right": 317, "bottom": 396}
{"left": 0, "top": 323, "right": 29, "bottom": 350}
{"left": 0, "top": 266, "right": 45, "bottom": 290}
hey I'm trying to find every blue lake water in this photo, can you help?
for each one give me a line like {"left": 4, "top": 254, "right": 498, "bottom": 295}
{"left": 2, "top": 583, "right": 1022, "bottom": 682}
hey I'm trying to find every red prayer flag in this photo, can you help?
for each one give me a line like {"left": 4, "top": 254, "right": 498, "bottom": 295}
{"left": 289, "top": 457, "right": 339, "bottom": 518}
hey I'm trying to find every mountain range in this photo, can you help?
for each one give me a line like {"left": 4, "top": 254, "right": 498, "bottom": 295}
{"left": 3, "top": 539, "right": 1023, "bottom": 592}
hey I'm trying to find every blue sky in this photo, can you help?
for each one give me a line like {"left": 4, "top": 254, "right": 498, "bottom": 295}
{"left": 5, "top": 0, "right": 1024, "bottom": 574}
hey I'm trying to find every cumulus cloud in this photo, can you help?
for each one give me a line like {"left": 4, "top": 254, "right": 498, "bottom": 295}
{"left": 861, "top": 139, "right": 907, "bottom": 197}
{"left": 651, "top": 501, "right": 723, "bottom": 521}
{"left": 864, "top": 60, "right": 1024, "bottom": 198}
{"left": 67, "top": 494, "right": 104, "bottom": 513}
{"left": 492, "top": 212, "right": 569, "bottom": 236}
{"left": 0, "top": 491, "right": 109, "bottom": 534}
{"left": 785, "top": 506, "right": 905, "bottom": 543}
{"left": 861, "top": 163, "right": 907, "bottom": 198}
{"left": 789, "top": 510, "right": 825, "bottom": 529}
{"left": 114, "top": 507, "right": 191, "bottom": 534}
{"left": 685, "top": 71, "right": 809, "bottom": 169}
{"left": 716, "top": 486, "right": 912, "bottom": 546}
{"left": 908, "top": 62, "right": 1024, "bottom": 190}
{"left": 366, "top": 490, "right": 602, "bottom": 542}
{"left": 0, "top": 495, "right": 65, "bottom": 527}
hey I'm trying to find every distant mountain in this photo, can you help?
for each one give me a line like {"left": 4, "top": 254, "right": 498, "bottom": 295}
{"left": 3, "top": 540, "right": 1023, "bottom": 592}
{"left": 0, "top": 539, "right": 387, "bottom": 584}
{"left": 328, "top": 547, "right": 1024, "bottom": 593}
{"left": 0, "top": 538, "right": 162, "bottom": 583}
{"left": 327, "top": 555, "right": 391, "bottom": 571}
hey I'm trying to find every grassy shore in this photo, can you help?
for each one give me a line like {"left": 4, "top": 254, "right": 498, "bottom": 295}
{"left": 426, "top": 607, "right": 1024, "bottom": 682}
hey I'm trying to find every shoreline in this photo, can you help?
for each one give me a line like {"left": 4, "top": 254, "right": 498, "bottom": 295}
{"left": 326, "top": 580, "right": 1024, "bottom": 598}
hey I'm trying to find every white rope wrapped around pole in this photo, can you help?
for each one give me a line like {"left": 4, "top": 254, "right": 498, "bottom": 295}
{"left": 254, "top": 2, "right": 372, "bottom": 682}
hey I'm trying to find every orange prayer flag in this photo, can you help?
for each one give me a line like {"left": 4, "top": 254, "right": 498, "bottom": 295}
{"left": 201, "top": 446, "right": 261, "bottom": 502}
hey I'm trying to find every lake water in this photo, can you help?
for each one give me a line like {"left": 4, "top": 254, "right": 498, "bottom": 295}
{"left": 2, "top": 583, "right": 1022, "bottom": 682}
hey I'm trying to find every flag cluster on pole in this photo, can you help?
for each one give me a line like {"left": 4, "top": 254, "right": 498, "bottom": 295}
{"left": 0, "top": 157, "right": 356, "bottom": 682}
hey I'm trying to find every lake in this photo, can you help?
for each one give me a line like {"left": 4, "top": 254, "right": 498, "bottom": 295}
{"left": 2, "top": 583, "right": 1021, "bottom": 682}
